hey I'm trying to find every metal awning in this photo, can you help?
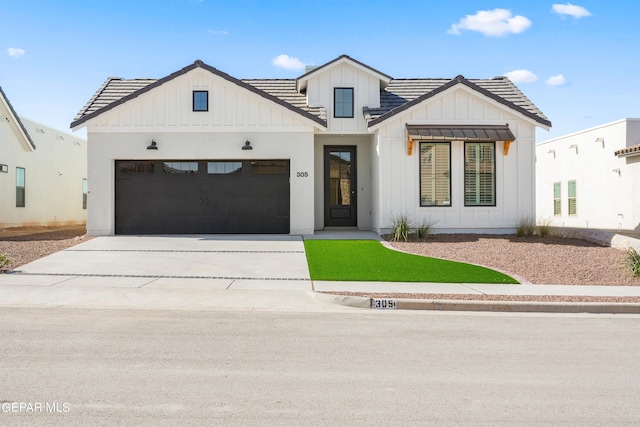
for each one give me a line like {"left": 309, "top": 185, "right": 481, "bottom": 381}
{"left": 406, "top": 124, "right": 515, "bottom": 142}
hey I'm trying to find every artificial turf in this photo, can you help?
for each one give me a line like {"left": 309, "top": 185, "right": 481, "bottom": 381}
{"left": 304, "top": 240, "right": 518, "bottom": 284}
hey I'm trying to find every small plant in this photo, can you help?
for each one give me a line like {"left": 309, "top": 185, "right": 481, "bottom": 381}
{"left": 415, "top": 217, "right": 437, "bottom": 240}
{"left": 537, "top": 218, "right": 552, "bottom": 238}
{"left": 516, "top": 216, "right": 536, "bottom": 238}
{"left": 390, "top": 213, "right": 411, "bottom": 242}
{"left": 623, "top": 247, "right": 640, "bottom": 277}
{"left": 0, "top": 252, "right": 11, "bottom": 271}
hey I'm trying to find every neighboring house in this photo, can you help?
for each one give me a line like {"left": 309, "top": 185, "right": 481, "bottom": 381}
{"left": 0, "top": 86, "right": 87, "bottom": 228}
{"left": 536, "top": 118, "right": 640, "bottom": 234}
{"left": 71, "top": 55, "right": 550, "bottom": 236}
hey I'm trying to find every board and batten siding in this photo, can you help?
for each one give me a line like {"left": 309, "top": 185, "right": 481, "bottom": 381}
{"left": 372, "top": 85, "right": 536, "bottom": 233}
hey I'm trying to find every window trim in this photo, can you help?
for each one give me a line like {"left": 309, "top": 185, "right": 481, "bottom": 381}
{"left": 464, "top": 142, "right": 496, "bottom": 207}
{"left": 334, "top": 87, "right": 354, "bottom": 118}
{"left": 192, "top": 90, "right": 209, "bottom": 112}
{"left": 16, "top": 167, "right": 25, "bottom": 208}
{"left": 419, "top": 142, "right": 451, "bottom": 207}
{"left": 82, "top": 178, "right": 88, "bottom": 210}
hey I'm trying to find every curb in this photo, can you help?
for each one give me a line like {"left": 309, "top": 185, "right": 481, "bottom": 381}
{"left": 318, "top": 293, "right": 640, "bottom": 314}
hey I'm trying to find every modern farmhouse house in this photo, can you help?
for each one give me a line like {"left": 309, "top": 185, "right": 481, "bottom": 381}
{"left": 536, "top": 118, "right": 640, "bottom": 235}
{"left": 71, "top": 55, "right": 550, "bottom": 236}
{"left": 0, "top": 86, "right": 87, "bottom": 228}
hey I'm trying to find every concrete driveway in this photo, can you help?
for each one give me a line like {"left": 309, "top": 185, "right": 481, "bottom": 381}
{"left": 5, "top": 235, "right": 312, "bottom": 291}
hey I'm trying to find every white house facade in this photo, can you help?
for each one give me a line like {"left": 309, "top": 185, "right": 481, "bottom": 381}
{"left": 71, "top": 56, "right": 550, "bottom": 236}
{"left": 536, "top": 118, "right": 640, "bottom": 234}
{"left": 0, "top": 87, "right": 87, "bottom": 228}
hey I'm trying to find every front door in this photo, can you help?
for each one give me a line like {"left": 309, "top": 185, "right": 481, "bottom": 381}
{"left": 324, "top": 146, "right": 357, "bottom": 227}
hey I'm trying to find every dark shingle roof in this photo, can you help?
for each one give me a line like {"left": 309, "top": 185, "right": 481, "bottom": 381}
{"left": 72, "top": 60, "right": 550, "bottom": 129}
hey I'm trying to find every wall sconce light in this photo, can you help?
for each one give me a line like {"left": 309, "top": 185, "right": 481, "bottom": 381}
{"left": 36, "top": 128, "right": 45, "bottom": 133}
{"left": 242, "top": 140, "right": 253, "bottom": 150}
{"left": 612, "top": 168, "right": 621, "bottom": 175}
{"left": 595, "top": 137, "right": 605, "bottom": 148}
{"left": 56, "top": 135, "right": 65, "bottom": 140}
{"left": 547, "top": 149, "right": 556, "bottom": 159}
{"left": 147, "top": 140, "right": 158, "bottom": 150}
{"left": 569, "top": 144, "right": 578, "bottom": 154}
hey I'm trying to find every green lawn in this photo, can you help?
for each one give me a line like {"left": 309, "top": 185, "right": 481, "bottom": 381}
{"left": 304, "top": 240, "right": 518, "bottom": 284}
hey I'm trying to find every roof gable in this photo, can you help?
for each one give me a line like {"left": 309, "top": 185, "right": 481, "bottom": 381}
{"left": 366, "top": 75, "right": 551, "bottom": 129}
{"left": 0, "top": 86, "right": 36, "bottom": 150}
{"left": 71, "top": 60, "right": 327, "bottom": 129}
{"left": 296, "top": 55, "right": 392, "bottom": 92}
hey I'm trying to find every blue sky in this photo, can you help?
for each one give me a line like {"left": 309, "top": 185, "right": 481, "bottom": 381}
{"left": 1, "top": 0, "right": 639, "bottom": 141}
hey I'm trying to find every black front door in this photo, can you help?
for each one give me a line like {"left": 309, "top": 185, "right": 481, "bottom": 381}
{"left": 324, "top": 146, "right": 357, "bottom": 227}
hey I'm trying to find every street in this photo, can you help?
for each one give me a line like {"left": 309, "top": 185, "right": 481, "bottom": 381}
{"left": 1, "top": 308, "right": 639, "bottom": 425}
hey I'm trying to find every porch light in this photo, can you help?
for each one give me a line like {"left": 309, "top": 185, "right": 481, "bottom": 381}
{"left": 595, "top": 137, "right": 605, "bottom": 148}
{"left": 242, "top": 140, "right": 253, "bottom": 150}
{"left": 547, "top": 149, "right": 556, "bottom": 159}
{"left": 569, "top": 144, "right": 578, "bottom": 154}
{"left": 147, "top": 140, "right": 158, "bottom": 150}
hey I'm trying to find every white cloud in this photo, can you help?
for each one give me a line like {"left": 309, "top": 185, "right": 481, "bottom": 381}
{"left": 272, "top": 54, "right": 305, "bottom": 71}
{"left": 448, "top": 8, "right": 531, "bottom": 37}
{"left": 546, "top": 74, "right": 567, "bottom": 86}
{"left": 207, "top": 29, "right": 228, "bottom": 35}
{"left": 552, "top": 3, "right": 591, "bottom": 18}
{"left": 7, "top": 47, "right": 25, "bottom": 58}
{"left": 504, "top": 69, "right": 538, "bottom": 83}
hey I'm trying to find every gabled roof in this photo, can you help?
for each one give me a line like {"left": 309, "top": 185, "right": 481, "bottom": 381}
{"left": 72, "top": 58, "right": 550, "bottom": 132}
{"left": 71, "top": 60, "right": 328, "bottom": 129}
{"left": 0, "top": 86, "right": 36, "bottom": 150}
{"left": 615, "top": 143, "right": 640, "bottom": 157}
{"left": 365, "top": 75, "right": 551, "bottom": 128}
{"left": 296, "top": 55, "right": 393, "bottom": 92}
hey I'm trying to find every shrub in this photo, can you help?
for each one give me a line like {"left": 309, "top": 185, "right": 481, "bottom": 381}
{"left": 537, "top": 218, "right": 552, "bottom": 238}
{"left": 390, "top": 213, "right": 411, "bottom": 242}
{"left": 516, "top": 217, "right": 536, "bottom": 237}
{"left": 0, "top": 252, "right": 11, "bottom": 270}
{"left": 623, "top": 248, "right": 640, "bottom": 277}
{"left": 415, "top": 217, "right": 437, "bottom": 240}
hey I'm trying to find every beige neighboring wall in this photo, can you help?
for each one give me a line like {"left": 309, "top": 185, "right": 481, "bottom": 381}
{"left": 0, "top": 116, "right": 87, "bottom": 228}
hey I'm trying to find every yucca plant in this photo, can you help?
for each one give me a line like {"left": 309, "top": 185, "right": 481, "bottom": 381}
{"left": 390, "top": 213, "right": 411, "bottom": 242}
{"left": 623, "top": 248, "right": 640, "bottom": 277}
{"left": 415, "top": 217, "right": 437, "bottom": 240}
{"left": 516, "top": 216, "right": 536, "bottom": 237}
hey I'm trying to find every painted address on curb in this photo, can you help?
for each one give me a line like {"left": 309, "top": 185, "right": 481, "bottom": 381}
{"left": 371, "top": 298, "right": 397, "bottom": 310}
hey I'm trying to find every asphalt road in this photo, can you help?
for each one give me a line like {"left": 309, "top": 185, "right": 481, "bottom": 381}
{"left": 2, "top": 308, "right": 640, "bottom": 426}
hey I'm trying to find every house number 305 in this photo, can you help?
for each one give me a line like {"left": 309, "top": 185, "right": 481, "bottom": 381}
{"left": 296, "top": 172, "right": 309, "bottom": 177}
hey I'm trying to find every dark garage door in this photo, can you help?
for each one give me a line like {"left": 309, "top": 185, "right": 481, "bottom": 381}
{"left": 115, "top": 160, "right": 290, "bottom": 234}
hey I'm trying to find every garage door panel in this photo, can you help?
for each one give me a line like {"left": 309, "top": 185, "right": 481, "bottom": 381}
{"left": 115, "top": 160, "right": 290, "bottom": 234}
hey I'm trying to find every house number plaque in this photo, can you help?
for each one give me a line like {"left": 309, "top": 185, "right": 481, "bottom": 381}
{"left": 371, "top": 298, "right": 397, "bottom": 310}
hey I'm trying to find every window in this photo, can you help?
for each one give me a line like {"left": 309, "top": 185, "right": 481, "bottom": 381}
{"left": 0, "top": 164, "right": 8, "bottom": 173}
{"left": 568, "top": 180, "right": 577, "bottom": 216}
{"left": 208, "top": 161, "right": 242, "bottom": 174}
{"left": 465, "top": 142, "right": 495, "bottom": 206}
{"left": 334, "top": 88, "right": 354, "bottom": 118}
{"left": 82, "top": 179, "right": 88, "bottom": 210}
{"left": 16, "top": 167, "right": 25, "bottom": 207}
{"left": 553, "top": 182, "right": 561, "bottom": 216}
{"left": 251, "top": 160, "right": 287, "bottom": 175}
{"left": 163, "top": 162, "right": 199, "bottom": 174}
{"left": 193, "top": 90, "right": 208, "bottom": 112}
{"left": 419, "top": 143, "right": 451, "bottom": 206}
{"left": 118, "top": 161, "right": 154, "bottom": 174}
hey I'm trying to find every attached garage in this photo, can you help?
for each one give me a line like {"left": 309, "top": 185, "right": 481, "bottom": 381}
{"left": 115, "top": 160, "right": 290, "bottom": 234}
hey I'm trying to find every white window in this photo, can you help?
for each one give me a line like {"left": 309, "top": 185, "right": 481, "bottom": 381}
{"left": 419, "top": 143, "right": 451, "bottom": 206}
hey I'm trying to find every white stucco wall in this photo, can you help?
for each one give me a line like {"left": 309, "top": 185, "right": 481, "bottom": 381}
{"left": 0, "top": 116, "right": 87, "bottom": 228}
{"left": 536, "top": 118, "right": 640, "bottom": 233}
{"left": 371, "top": 85, "right": 538, "bottom": 234}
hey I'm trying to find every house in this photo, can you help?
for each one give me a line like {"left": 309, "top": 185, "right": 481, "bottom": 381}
{"left": 70, "top": 55, "right": 550, "bottom": 236}
{"left": 536, "top": 118, "right": 640, "bottom": 236}
{"left": 0, "top": 86, "right": 87, "bottom": 228}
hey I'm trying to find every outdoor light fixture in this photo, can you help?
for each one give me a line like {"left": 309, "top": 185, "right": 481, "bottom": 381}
{"left": 547, "top": 149, "right": 556, "bottom": 159}
{"left": 569, "top": 144, "right": 578, "bottom": 154}
{"left": 595, "top": 137, "right": 605, "bottom": 148}
{"left": 147, "top": 140, "right": 158, "bottom": 150}
{"left": 242, "top": 140, "right": 253, "bottom": 150}
{"left": 612, "top": 168, "right": 621, "bottom": 175}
